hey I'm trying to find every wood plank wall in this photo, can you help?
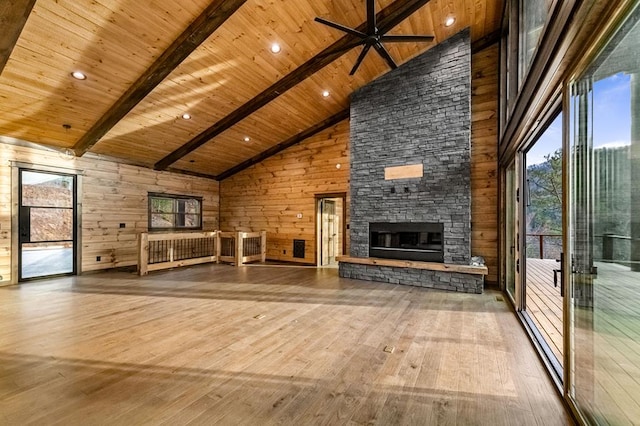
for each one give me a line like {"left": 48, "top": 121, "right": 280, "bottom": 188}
{"left": 0, "top": 143, "right": 219, "bottom": 282}
{"left": 471, "top": 44, "right": 499, "bottom": 285}
{"left": 0, "top": 43, "right": 496, "bottom": 283}
{"left": 220, "top": 46, "right": 499, "bottom": 283}
{"left": 219, "top": 121, "right": 350, "bottom": 265}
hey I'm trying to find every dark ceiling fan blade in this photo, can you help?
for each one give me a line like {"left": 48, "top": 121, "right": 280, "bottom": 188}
{"left": 314, "top": 17, "right": 367, "bottom": 38}
{"left": 380, "top": 34, "right": 435, "bottom": 42}
{"left": 350, "top": 44, "right": 372, "bottom": 75}
{"left": 367, "top": 0, "right": 376, "bottom": 33}
{"left": 321, "top": 37, "right": 367, "bottom": 58}
{"left": 373, "top": 42, "right": 397, "bottom": 70}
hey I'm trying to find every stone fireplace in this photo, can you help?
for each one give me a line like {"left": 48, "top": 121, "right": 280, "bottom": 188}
{"left": 339, "top": 29, "right": 484, "bottom": 293}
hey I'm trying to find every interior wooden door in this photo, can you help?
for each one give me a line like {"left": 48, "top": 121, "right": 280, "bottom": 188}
{"left": 320, "top": 199, "right": 337, "bottom": 266}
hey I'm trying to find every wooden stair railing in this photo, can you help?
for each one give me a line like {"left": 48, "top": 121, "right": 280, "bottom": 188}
{"left": 138, "top": 230, "right": 266, "bottom": 275}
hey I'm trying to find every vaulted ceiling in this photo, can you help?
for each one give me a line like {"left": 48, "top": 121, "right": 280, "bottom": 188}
{"left": 0, "top": 0, "right": 503, "bottom": 180}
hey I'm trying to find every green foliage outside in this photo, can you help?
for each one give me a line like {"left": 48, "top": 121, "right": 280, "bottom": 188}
{"left": 526, "top": 146, "right": 631, "bottom": 261}
{"left": 526, "top": 149, "right": 562, "bottom": 258}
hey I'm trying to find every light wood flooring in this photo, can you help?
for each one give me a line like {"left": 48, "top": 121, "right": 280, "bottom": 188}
{"left": 0, "top": 265, "right": 572, "bottom": 425}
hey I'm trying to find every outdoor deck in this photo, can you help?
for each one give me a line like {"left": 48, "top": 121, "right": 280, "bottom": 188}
{"left": 526, "top": 258, "right": 640, "bottom": 423}
{"left": 526, "top": 258, "right": 563, "bottom": 363}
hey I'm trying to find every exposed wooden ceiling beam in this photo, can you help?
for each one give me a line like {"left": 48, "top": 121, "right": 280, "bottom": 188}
{"left": 155, "top": 0, "right": 432, "bottom": 170}
{"left": 471, "top": 29, "right": 501, "bottom": 53}
{"left": 165, "top": 167, "right": 218, "bottom": 181}
{"left": 0, "top": 0, "right": 37, "bottom": 75}
{"left": 217, "top": 108, "right": 350, "bottom": 181}
{"left": 72, "top": 0, "right": 248, "bottom": 156}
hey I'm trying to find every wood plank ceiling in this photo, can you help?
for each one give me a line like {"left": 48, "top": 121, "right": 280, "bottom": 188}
{"left": 0, "top": 0, "right": 503, "bottom": 180}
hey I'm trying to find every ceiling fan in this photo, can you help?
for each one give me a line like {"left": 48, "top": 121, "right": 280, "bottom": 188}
{"left": 315, "top": 0, "right": 435, "bottom": 75}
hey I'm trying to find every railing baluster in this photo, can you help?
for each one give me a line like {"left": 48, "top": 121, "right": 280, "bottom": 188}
{"left": 539, "top": 234, "right": 544, "bottom": 259}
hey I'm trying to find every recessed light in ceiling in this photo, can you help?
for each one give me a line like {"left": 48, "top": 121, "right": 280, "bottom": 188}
{"left": 59, "top": 148, "right": 75, "bottom": 160}
{"left": 322, "top": 90, "right": 330, "bottom": 98}
{"left": 445, "top": 16, "right": 456, "bottom": 27}
{"left": 244, "top": 136, "right": 251, "bottom": 142}
{"left": 182, "top": 113, "right": 191, "bottom": 120}
{"left": 270, "top": 43, "right": 281, "bottom": 54}
{"left": 71, "top": 71, "right": 87, "bottom": 80}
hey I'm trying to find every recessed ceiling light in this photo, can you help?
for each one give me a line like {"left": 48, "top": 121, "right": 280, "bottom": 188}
{"left": 244, "top": 136, "right": 251, "bottom": 142}
{"left": 270, "top": 43, "right": 281, "bottom": 54}
{"left": 182, "top": 113, "right": 191, "bottom": 120}
{"left": 71, "top": 71, "right": 87, "bottom": 80}
{"left": 445, "top": 16, "right": 456, "bottom": 27}
{"left": 322, "top": 90, "right": 330, "bottom": 98}
{"left": 59, "top": 148, "right": 75, "bottom": 160}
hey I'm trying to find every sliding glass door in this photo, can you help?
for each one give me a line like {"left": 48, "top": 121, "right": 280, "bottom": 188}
{"left": 504, "top": 114, "right": 565, "bottom": 380}
{"left": 568, "top": 4, "right": 640, "bottom": 423}
{"left": 505, "top": 161, "right": 518, "bottom": 300}
{"left": 523, "top": 114, "right": 564, "bottom": 375}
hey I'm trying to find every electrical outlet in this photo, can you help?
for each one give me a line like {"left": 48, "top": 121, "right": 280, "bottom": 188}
{"left": 96, "top": 256, "right": 101, "bottom": 261}
{"left": 119, "top": 223, "right": 125, "bottom": 228}
{"left": 283, "top": 250, "right": 286, "bottom": 254}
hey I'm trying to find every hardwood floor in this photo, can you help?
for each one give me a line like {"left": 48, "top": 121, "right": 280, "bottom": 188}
{"left": 0, "top": 265, "right": 572, "bottom": 425}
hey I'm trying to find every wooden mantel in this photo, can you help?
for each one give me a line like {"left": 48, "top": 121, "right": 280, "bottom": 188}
{"left": 336, "top": 256, "right": 488, "bottom": 276}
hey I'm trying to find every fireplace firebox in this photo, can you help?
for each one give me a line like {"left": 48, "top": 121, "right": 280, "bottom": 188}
{"left": 369, "top": 222, "right": 444, "bottom": 262}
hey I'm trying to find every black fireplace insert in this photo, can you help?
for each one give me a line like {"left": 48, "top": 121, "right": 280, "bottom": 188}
{"left": 369, "top": 222, "right": 444, "bottom": 262}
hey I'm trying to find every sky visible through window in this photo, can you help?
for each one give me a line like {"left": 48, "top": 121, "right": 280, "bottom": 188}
{"left": 526, "top": 72, "right": 631, "bottom": 165}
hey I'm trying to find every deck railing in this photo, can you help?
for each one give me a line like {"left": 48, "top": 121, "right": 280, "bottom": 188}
{"left": 526, "top": 233, "right": 562, "bottom": 259}
{"left": 527, "top": 232, "right": 633, "bottom": 266}
{"left": 138, "top": 230, "right": 266, "bottom": 275}
{"left": 597, "top": 233, "right": 632, "bottom": 266}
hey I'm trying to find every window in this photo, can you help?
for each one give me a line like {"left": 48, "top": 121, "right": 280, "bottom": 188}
{"left": 518, "top": 0, "right": 553, "bottom": 84}
{"left": 148, "top": 193, "right": 202, "bottom": 231}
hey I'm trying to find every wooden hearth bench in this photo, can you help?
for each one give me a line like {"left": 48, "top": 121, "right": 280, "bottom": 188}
{"left": 336, "top": 256, "right": 488, "bottom": 276}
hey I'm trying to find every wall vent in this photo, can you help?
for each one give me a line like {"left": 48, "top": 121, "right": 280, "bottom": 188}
{"left": 293, "top": 240, "right": 305, "bottom": 258}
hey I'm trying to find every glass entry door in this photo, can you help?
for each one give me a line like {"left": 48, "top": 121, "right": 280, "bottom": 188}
{"left": 19, "top": 170, "right": 77, "bottom": 280}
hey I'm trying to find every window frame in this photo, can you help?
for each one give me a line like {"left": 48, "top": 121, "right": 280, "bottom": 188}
{"left": 517, "top": 0, "right": 555, "bottom": 87}
{"left": 499, "top": 0, "right": 574, "bottom": 159}
{"left": 148, "top": 192, "right": 203, "bottom": 232}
